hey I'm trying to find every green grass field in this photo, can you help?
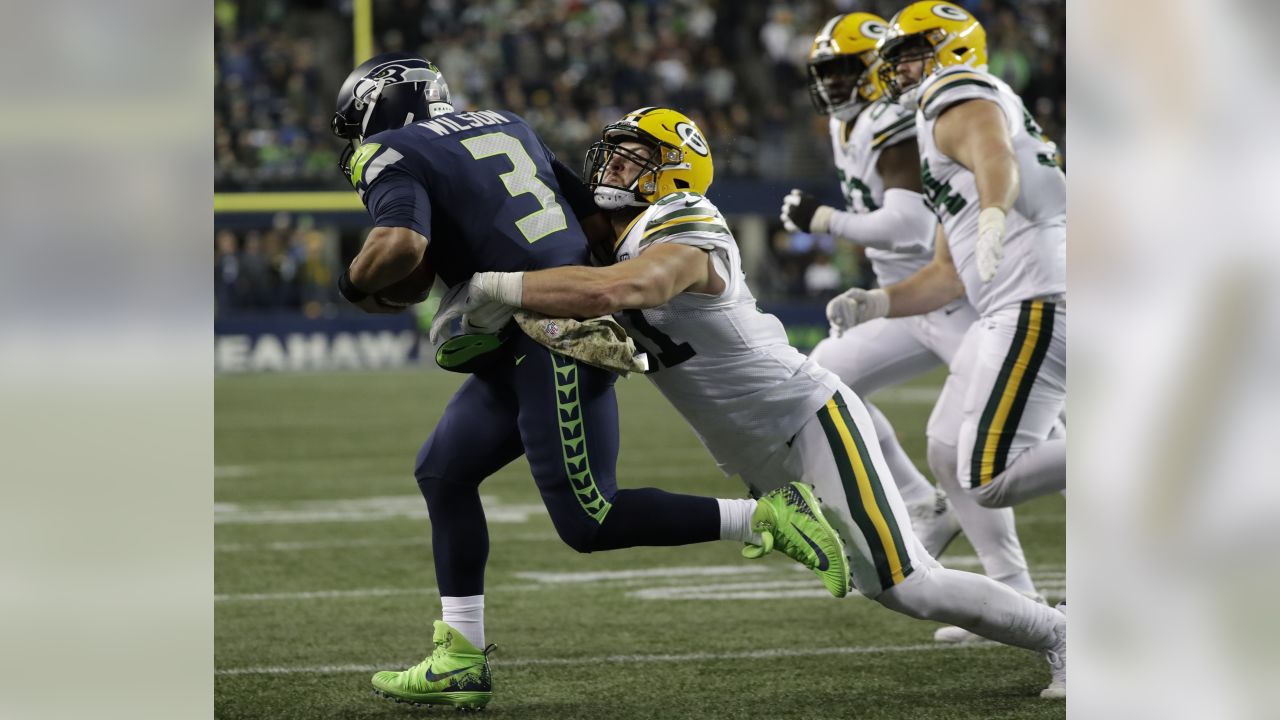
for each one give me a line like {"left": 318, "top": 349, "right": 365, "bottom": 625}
{"left": 215, "top": 368, "right": 1065, "bottom": 719}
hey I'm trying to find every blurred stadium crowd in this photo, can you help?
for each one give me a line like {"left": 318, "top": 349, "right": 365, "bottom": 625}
{"left": 214, "top": 0, "right": 1063, "bottom": 314}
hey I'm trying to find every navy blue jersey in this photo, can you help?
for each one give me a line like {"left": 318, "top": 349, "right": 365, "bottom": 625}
{"left": 349, "top": 110, "right": 591, "bottom": 286}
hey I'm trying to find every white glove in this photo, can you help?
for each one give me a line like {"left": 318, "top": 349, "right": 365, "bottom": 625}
{"left": 976, "top": 207, "right": 1006, "bottom": 283}
{"left": 462, "top": 301, "right": 516, "bottom": 335}
{"left": 825, "top": 287, "right": 889, "bottom": 337}
{"left": 428, "top": 272, "right": 524, "bottom": 345}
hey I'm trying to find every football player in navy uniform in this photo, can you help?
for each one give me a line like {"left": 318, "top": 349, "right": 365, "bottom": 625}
{"left": 329, "top": 53, "right": 850, "bottom": 710}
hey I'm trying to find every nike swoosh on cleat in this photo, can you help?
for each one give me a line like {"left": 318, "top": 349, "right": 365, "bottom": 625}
{"left": 791, "top": 523, "right": 830, "bottom": 571}
{"left": 424, "top": 664, "right": 479, "bottom": 683}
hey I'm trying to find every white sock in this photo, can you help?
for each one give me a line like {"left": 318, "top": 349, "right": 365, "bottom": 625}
{"left": 441, "top": 595, "right": 485, "bottom": 649}
{"left": 927, "top": 438, "right": 1036, "bottom": 592}
{"left": 868, "top": 403, "right": 935, "bottom": 507}
{"left": 716, "top": 498, "right": 762, "bottom": 544}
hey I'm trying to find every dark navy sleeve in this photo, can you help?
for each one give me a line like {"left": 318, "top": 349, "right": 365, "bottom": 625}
{"left": 363, "top": 167, "right": 432, "bottom": 239}
{"left": 550, "top": 156, "right": 599, "bottom": 221}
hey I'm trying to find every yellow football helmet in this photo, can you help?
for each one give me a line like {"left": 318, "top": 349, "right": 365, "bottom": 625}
{"left": 876, "top": 1, "right": 988, "bottom": 100}
{"left": 583, "top": 107, "right": 714, "bottom": 209}
{"left": 806, "top": 12, "right": 890, "bottom": 120}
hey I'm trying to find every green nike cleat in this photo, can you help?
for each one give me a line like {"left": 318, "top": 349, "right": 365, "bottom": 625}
{"left": 371, "top": 620, "right": 494, "bottom": 711}
{"left": 743, "top": 482, "right": 851, "bottom": 598}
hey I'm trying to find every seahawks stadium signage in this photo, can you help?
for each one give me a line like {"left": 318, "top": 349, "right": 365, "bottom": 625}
{"left": 215, "top": 315, "right": 431, "bottom": 373}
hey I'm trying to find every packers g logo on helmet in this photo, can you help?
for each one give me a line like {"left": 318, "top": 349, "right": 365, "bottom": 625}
{"left": 876, "top": 1, "right": 987, "bottom": 101}
{"left": 806, "top": 12, "right": 890, "bottom": 121}
{"left": 583, "top": 107, "right": 714, "bottom": 209}
{"left": 674, "top": 121, "right": 709, "bottom": 157}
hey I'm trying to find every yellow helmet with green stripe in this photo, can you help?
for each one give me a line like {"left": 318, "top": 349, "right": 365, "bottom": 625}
{"left": 583, "top": 107, "right": 714, "bottom": 209}
{"left": 806, "top": 13, "right": 890, "bottom": 120}
{"left": 876, "top": 1, "right": 988, "bottom": 100}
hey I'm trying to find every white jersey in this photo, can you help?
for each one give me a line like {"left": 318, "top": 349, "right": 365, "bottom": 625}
{"left": 915, "top": 66, "right": 1067, "bottom": 315}
{"left": 613, "top": 191, "right": 843, "bottom": 476}
{"left": 829, "top": 100, "right": 931, "bottom": 287}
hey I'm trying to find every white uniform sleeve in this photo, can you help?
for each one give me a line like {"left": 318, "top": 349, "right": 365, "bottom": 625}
{"left": 824, "top": 188, "right": 935, "bottom": 253}
{"left": 637, "top": 193, "right": 733, "bottom": 252}
{"left": 637, "top": 192, "right": 739, "bottom": 298}
{"left": 919, "top": 68, "right": 1016, "bottom": 132}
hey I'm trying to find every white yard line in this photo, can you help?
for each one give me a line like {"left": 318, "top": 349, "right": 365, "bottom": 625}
{"left": 216, "top": 640, "right": 1001, "bottom": 676}
{"left": 629, "top": 580, "right": 837, "bottom": 601}
{"left": 216, "top": 588, "right": 435, "bottom": 602}
{"left": 214, "top": 495, "right": 545, "bottom": 525}
{"left": 216, "top": 532, "right": 561, "bottom": 553}
{"left": 217, "top": 560, "right": 1064, "bottom": 602}
{"left": 514, "top": 565, "right": 767, "bottom": 584}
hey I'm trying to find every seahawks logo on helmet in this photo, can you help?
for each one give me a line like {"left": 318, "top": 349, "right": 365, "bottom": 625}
{"left": 931, "top": 3, "right": 970, "bottom": 21}
{"left": 352, "top": 61, "right": 444, "bottom": 105}
{"left": 674, "top": 122, "right": 709, "bottom": 157}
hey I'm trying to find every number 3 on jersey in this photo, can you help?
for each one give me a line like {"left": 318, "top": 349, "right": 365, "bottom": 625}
{"left": 461, "top": 132, "right": 567, "bottom": 243}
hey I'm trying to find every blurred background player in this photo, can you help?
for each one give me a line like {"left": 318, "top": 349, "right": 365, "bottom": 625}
{"left": 832, "top": 1, "right": 1066, "bottom": 510}
{"left": 782, "top": 12, "right": 963, "bottom": 558}
{"left": 331, "top": 53, "right": 851, "bottom": 710}
{"left": 447, "top": 107, "right": 1066, "bottom": 698}
{"left": 781, "top": 10, "right": 1044, "bottom": 643}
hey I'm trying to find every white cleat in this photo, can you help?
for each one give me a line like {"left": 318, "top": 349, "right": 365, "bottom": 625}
{"left": 908, "top": 489, "right": 962, "bottom": 558}
{"left": 1040, "top": 603, "right": 1067, "bottom": 699}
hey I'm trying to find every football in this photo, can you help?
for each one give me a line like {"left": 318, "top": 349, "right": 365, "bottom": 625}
{"left": 375, "top": 253, "right": 436, "bottom": 307}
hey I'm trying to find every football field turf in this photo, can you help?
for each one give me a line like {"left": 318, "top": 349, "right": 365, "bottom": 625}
{"left": 216, "top": 368, "right": 1066, "bottom": 719}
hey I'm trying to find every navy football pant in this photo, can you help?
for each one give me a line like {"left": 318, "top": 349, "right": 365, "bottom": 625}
{"left": 416, "top": 332, "right": 721, "bottom": 597}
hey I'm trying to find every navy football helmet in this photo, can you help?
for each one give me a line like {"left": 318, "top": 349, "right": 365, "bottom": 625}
{"left": 331, "top": 52, "right": 454, "bottom": 179}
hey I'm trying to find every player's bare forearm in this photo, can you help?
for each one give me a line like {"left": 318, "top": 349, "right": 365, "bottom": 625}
{"left": 348, "top": 226, "right": 428, "bottom": 291}
{"left": 935, "top": 100, "right": 1019, "bottom": 212}
{"left": 522, "top": 244, "right": 707, "bottom": 317}
{"left": 885, "top": 227, "right": 964, "bottom": 317}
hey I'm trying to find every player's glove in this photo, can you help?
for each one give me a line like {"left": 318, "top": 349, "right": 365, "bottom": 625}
{"left": 780, "top": 189, "right": 835, "bottom": 234}
{"left": 976, "top": 207, "right": 1006, "bottom": 283}
{"left": 429, "top": 272, "right": 524, "bottom": 345}
{"left": 825, "top": 287, "right": 889, "bottom": 337}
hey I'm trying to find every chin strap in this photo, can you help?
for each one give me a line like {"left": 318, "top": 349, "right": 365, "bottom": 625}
{"left": 593, "top": 186, "right": 648, "bottom": 211}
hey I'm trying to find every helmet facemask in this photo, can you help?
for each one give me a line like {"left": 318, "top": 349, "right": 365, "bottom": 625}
{"left": 584, "top": 127, "right": 685, "bottom": 210}
{"left": 878, "top": 34, "right": 939, "bottom": 103}
{"left": 808, "top": 54, "right": 880, "bottom": 121}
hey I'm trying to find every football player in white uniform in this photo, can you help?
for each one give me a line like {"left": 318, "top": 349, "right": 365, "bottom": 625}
{"left": 835, "top": 1, "right": 1066, "bottom": 510}
{"left": 779, "top": 13, "right": 1042, "bottom": 620}
{"left": 445, "top": 107, "right": 1066, "bottom": 698}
